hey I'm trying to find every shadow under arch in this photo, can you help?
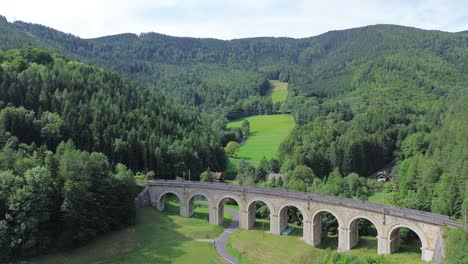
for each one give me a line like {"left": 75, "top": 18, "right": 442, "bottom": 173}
{"left": 157, "top": 191, "right": 182, "bottom": 212}
{"left": 347, "top": 215, "right": 383, "bottom": 251}
{"left": 386, "top": 223, "right": 428, "bottom": 259}
{"left": 246, "top": 197, "right": 275, "bottom": 231}
{"left": 187, "top": 192, "right": 212, "bottom": 221}
{"left": 216, "top": 194, "right": 242, "bottom": 226}
{"left": 278, "top": 203, "right": 309, "bottom": 239}
{"left": 311, "top": 208, "right": 341, "bottom": 249}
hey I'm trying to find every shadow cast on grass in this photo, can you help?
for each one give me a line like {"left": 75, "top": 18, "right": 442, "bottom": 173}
{"left": 31, "top": 202, "right": 193, "bottom": 264}
{"left": 396, "top": 240, "right": 421, "bottom": 254}
{"left": 253, "top": 220, "right": 270, "bottom": 231}
{"left": 192, "top": 209, "right": 210, "bottom": 222}
{"left": 352, "top": 236, "right": 378, "bottom": 251}
{"left": 102, "top": 203, "right": 197, "bottom": 263}
{"left": 317, "top": 234, "right": 338, "bottom": 250}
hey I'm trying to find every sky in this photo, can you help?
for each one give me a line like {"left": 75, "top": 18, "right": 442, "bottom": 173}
{"left": 1, "top": 0, "right": 467, "bottom": 39}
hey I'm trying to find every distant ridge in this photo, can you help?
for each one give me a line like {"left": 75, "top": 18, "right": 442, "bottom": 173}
{"left": 1, "top": 15, "right": 466, "bottom": 114}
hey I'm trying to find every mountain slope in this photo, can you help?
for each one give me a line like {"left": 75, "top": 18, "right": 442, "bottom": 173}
{"left": 0, "top": 48, "right": 226, "bottom": 177}
{"left": 2, "top": 17, "right": 466, "bottom": 113}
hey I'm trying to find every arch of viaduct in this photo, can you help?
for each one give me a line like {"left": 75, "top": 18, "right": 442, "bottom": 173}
{"left": 139, "top": 180, "right": 464, "bottom": 262}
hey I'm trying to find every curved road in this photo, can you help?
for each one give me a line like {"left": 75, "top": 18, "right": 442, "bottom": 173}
{"left": 214, "top": 207, "right": 240, "bottom": 264}
{"left": 197, "top": 199, "right": 240, "bottom": 264}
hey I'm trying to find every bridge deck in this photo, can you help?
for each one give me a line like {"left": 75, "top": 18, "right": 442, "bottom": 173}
{"left": 148, "top": 180, "right": 465, "bottom": 228}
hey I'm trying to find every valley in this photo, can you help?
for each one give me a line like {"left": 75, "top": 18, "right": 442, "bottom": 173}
{"left": 0, "top": 13, "right": 466, "bottom": 264}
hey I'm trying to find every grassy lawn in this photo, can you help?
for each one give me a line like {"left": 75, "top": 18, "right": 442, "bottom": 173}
{"left": 28, "top": 198, "right": 424, "bottom": 264}
{"left": 30, "top": 199, "right": 231, "bottom": 264}
{"left": 227, "top": 114, "right": 295, "bottom": 162}
{"left": 227, "top": 220, "right": 424, "bottom": 264}
{"left": 194, "top": 200, "right": 234, "bottom": 228}
{"left": 227, "top": 228, "right": 323, "bottom": 264}
{"left": 343, "top": 237, "right": 423, "bottom": 264}
{"left": 368, "top": 191, "right": 393, "bottom": 205}
{"left": 266, "top": 80, "right": 288, "bottom": 103}
{"left": 227, "top": 158, "right": 241, "bottom": 169}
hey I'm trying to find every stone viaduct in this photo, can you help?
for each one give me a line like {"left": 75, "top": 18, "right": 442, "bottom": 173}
{"left": 137, "top": 180, "right": 464, "bottom": 262}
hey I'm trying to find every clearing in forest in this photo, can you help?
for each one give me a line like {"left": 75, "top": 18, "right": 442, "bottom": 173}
{"left": 227, "top": 114, "right": 294, "bottom": 162}
{"left": 266, "top": 80, "right": 288, "bottom": 103}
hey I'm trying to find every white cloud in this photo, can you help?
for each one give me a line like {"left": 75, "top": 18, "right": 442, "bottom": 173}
{"left": 0, "top": 0, "right": 466, "bottom": 39}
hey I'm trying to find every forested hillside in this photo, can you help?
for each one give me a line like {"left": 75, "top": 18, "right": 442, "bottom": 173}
{"left": 1, "top": 18, "right": 467, "bottom": 113}
{"left": 0, "top": 48, "right": 226, "bottom": 176}
{"left": 0, "top": 47, "right": 228, "bottom": 259}
{"left": 0, "top": 16, "right": 467, "bottom": 221}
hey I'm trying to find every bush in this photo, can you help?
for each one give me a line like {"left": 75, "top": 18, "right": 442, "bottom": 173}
{"left": 224, "top": 141, "right": 240, "bottom": 157}
{"left": 256, "top": 204, "right": 270, "bottom": 219}
{"left": 444, "top": 227, "right": 468, "bottom": 264}
{"left": 200, "top": 170, "right": 215, "bottom": 182}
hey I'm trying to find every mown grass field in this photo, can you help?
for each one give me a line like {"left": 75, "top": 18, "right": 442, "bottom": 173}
{"left": 227, "top": 219, "right": 424, "bottom": 264}
{"left": 266, "top": 80, "right": 288, "bottom": 103}
{"left": 227, "top": 114, "right": 294, "bottom": 162}
{"left": 368, "top": 191, "right": 394, "bottom": 205}
{"left": 30, "top": 198, "right": 231, "bottom": 264}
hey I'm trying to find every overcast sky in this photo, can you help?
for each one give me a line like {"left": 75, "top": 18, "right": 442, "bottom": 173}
{"left": 1, "top": 0, "right": 467, "bottom": 39}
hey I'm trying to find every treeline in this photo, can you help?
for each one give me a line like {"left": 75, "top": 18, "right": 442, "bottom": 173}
{"left": 0, "top": 141, "right": 136, "bottom": 260}
{"left": 139, "top": 65, "right": 270, "bottom": 113}
{"left": 0, "top": 48, "right": 227, "bottom": 178}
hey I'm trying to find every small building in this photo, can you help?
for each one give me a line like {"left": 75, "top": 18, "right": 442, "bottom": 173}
{"left": 267, "top": 173, "right": 283, "bottom": 181}
{"left": 214, "top": 171, "right": 223, "bottom": 182}
{"left": 376, "top": 170, "right": 392, "bottom": 182}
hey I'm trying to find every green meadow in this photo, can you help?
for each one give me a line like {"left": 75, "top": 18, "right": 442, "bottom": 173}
{"left": 227, "top": 220, "right": 424, "bottom": 264}
{"left": 227, "top": 114, "right": 295, "bottom": 162}
{"left": 30, "top": 198, "right": 423, "bottom": 264}
{"left": 30, "top": 199, "right": 231, "bottom": 264}
{"left": 266, "top": 80, "right": 288, "bottom": 103}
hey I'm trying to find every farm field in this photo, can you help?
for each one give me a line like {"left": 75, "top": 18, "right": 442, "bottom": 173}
{"left": 266, "top": 80, "right": 288, "bottom": 103}
{"left": 30, "top": 199, "right": 231, "bottom": 264}
{"left": 227, "top": 114, "right": 295, "bottom": 162}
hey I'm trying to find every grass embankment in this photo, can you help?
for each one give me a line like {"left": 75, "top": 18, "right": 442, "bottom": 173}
{"left": 266, "top": 80, "right": 288, "bottom": 103}
{"left": 368, "top": 191, "right": 396, "bottom": 205}
{"left": 368, "top": 191, "right": 386, "bottom": 204}
{"left": 31, "top": 199, "right": 231, "bottom": 264}
{"left": 227, "top": 114, "right": 295, "bottom": 162}
{"left": 227, "top": 220, "right": 424, "bottom": 264}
